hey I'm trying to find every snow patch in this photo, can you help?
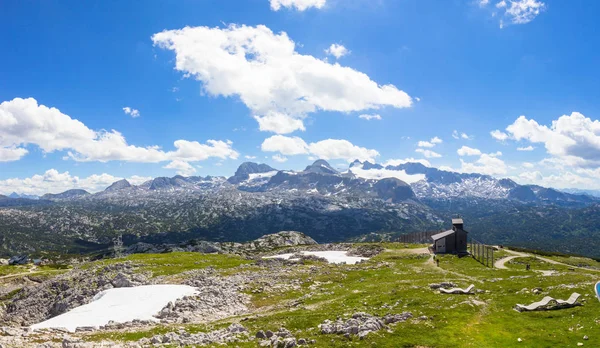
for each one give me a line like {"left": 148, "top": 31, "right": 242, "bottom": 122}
{"left": 264, "top": 251, "right": 369, "bottom": 265}
{"left": 30, "top": 285, "right": 198, "bottom": 332}
{"left": 350, "top": 167, "right": 425, "bottom": 184}
{"left": 248, "top": 171, "right": 278, "bottom": 181}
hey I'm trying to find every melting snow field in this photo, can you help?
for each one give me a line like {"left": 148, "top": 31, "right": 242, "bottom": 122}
{"left": 263, "top": 251, "right": 369, "bottom": 265}
{"left": 31, "top": 284, "right": 197, "bottom": 332}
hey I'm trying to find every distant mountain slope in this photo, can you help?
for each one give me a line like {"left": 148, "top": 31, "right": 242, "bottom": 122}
{"left": 104, "top": 179, "right": 131, "bottom": 192}
{"left": 8, "top": 192, "right": 39, "bottom": 200}
{"left": 228, "top": 162, "right": 277, "bottom": 184}
{"left": 351, "top": 161, "right": 595, "bottom": 206}
{"left": 0, "top": 159, "right": 599, "bottom": 258}
{"left": 41, "top": 189, "right": 90, "bottom": 201}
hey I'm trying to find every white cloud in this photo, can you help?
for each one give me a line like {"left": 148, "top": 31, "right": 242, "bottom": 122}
{"left": 522, "top": 162, "right": 535, "bottom": 168}
{"left": 501, "top": 113, "right": 600, "bottom": 168}
{"left": 490, "top": 129, "right": 509, "bottom": 141}
{"left": 122, "top": 107, "right": 140, "bottom": 118}
{"left": 152, "top": 24, "right": 412, "bottom": 134}
{"left": 272, "top": 154, "right": 288, "bottom": 163}
{"left": 487, "top": 0, "right": 545, "bottom": 28}
{"left": 452, "top": 131, "right": 470, "bottom": 140}
{"left": 308, "top": 139, "right": 379, "bottom": 162}
{"left": 0, "top": 97, "right": 238, "bottom": 165}
{"left": 517, "top": 145, "right": 535, "bottom": 151}
{"left": 261, "top": 135, "right": 379, "bottom": 162}
{"left": 417, "top": 137, "right": 442, "bottom": 148}
{"left": 358, "top": 114, "right": 382, "bottom": 121}
{"left": 261, "top": 135, "right": 309, "bottom": 155}
{"left": 0, "top": 146, "right": 28, "bottom": 162}
{"left": 459, "top": 152, "right": 507, "bottom": 176}
{"left": 504, "top": 0, "right": 546, "bottom": 24}
{"left": 0, "top": 169, "right": 152, "bottom": 196}
{"left": 245, "top": 155, "right": 257, "bottom": 159}
{"left": 270, "top": 0, "right": 326, "bottom": 11}
{"left": 512, "top": 170, "right": 598, "bottom": 189}
{"left": 457, "top": 146, "right": 482, "bottom": 156}
{"left": 325, "top": 44, "right": 349, "bottom": 59}
{"left": 163, "top": 159, "right": 197, "bottom": 176}
{"left": 383, "top": 158, "right": 431, "bottom": 167}
{"left": 254, "top": 112, "right": 306, "bottom": 134}
{"left": 415, "top": 148, "right": 442, "bottom": 158}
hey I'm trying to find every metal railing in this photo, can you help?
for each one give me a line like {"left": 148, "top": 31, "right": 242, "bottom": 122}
{"left": 470, "top": 238, "right": 494, "bottom": 268}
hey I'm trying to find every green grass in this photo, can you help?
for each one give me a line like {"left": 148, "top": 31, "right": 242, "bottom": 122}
{"left": 68, "top": 245, "right": 600, "bottom": 347}
{"left": 0, "top": 265, "right": 30, "bottom": 277}
{"left": 545, "top": 255, "right": 600, "bottom": 270}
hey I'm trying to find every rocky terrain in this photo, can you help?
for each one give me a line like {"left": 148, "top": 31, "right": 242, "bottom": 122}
{"left": 0, "top": 234, "right": 597, "bottom": 347}
{"left": 0, "top": 159, "right": 599, "bottom": 258}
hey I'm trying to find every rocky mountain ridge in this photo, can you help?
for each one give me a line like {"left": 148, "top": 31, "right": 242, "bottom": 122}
{"left": 0, "top": 159, "right": 599, "bottom": 257}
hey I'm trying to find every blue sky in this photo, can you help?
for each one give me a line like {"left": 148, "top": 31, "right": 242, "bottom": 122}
{"left": 1, "top": 0, "right": 600, "bottom": 194}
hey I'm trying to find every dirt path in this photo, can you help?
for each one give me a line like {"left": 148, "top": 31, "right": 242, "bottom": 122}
{"left": 0, "top": 265, "right": 39, "bottom": 280}
{"left": 495, "top": 249, "right": 600, "bottom": 273}
{"left": 494, "top": 250, "right": 529, "bottom": 269}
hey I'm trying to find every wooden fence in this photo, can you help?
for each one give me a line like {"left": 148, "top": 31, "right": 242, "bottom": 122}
{"left": 397, "top": 231, "right": 440, "bottom": 244}
{"left": 470, "top": 238, "right": 494, "bottom": 268}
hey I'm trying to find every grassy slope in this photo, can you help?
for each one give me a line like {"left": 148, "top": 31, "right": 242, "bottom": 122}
{"left": 77, "top": 246, "right": 600, "bottom": 347}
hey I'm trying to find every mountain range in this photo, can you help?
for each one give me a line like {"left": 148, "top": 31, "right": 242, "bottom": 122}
{"left": 0, "top": 160, "right": 599, "bottom": 258}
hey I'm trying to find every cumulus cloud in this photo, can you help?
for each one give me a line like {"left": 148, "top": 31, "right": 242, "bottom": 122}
{"left": 163, "top": 159, "right": 197, "bottom": 176}
{"left": 415, "top": 148, "right": 442, "bottom": 158}
{"left": 517, "top": 145, "right": 535, "bottom": 151}
{"left": 122, "top": 107, "right": 140, "bottom": 118}
{"left": 490, "top": 129, "right": 509, "bottom": 141}
{"left": 459, "top": 152, "right": 507, "bottom": 176}
{"left": 254, "top": 112, "right": 306, "bottom": 134}
{"left": 457, "top": 146, "right": 482, "bottom": 156}
{"left": 499, "top": 113, "right": 600, "bottom": 168}
{"left": 0, "top": 169, "right": 151, "bottom": 196}
{"left": 0, "top": 146, "right": 28, "bottom": 162}
{"left": 512, "top": 170, "right": 598, "bottom": 189}
{"left": 270, "top": 0, "right": 326, "bottom": 11}
{"left": 152, "top": 24, "right": 412, "bottom": 134}
{"left": 0, "top": 97, "right": 238, "bottom": 165}
{"left": 358, "top": 114, "right": 382, "bottom": 121}
{"left": 325, "top": 44, "right": 349, "bottom": 59}
{"left": 309, "top": 139, "right": 379, "bottom": 162}
{"left": 261, "top": 135, "right": 309, "bottom": 156}
{"left": 417, "top": 136, "right": 443, "bottom": 148}
{"left": 261, "top": 135, "right": 379, "bottom": 162}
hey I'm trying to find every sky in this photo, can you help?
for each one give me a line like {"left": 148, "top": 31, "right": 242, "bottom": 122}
{"left": 2, "top": 0, "right": 600, "bottom": 195}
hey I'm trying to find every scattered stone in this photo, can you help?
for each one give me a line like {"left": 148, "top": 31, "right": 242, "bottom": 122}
{"left": 319, "top": 312, "right": 411, "bottom": 339}
{"left": 429, "top": 282, "right": 457, "bottom": 290}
